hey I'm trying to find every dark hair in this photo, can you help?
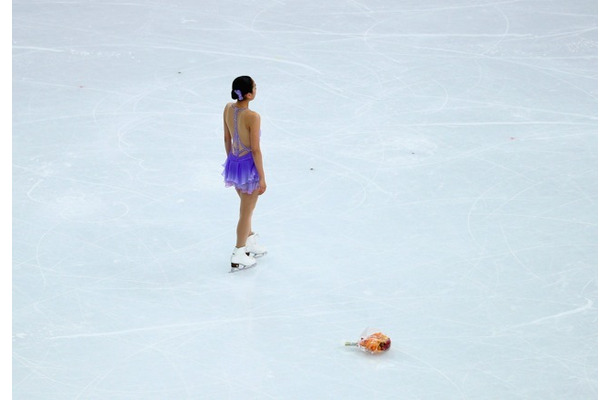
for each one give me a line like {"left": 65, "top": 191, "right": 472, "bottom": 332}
{"left": 231, "top": 76, "right": 254, "bottom": 100}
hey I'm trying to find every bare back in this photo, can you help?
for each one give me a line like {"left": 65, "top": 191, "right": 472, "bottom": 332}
{"left": 224, "top": 103, "right": 256, "bottom": 156}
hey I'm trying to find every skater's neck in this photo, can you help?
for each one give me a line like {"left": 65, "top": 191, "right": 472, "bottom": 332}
{"left": 234, "top": 100, "right": 249, "bottom": 109}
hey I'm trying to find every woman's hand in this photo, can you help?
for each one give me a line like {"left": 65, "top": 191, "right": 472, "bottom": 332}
{"left": 257, "top": 178, "right": 267, "bottom": 195}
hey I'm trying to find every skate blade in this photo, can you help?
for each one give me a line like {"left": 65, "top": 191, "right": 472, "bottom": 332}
{"left": 246, "top": 251, "right": 267, "bottom": 258}
{"left": 229, "top": 262, "right": 257, "bottom": 273}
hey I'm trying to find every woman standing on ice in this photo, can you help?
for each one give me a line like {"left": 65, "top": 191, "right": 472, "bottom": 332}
{"left": 222, "top": 76, "right": 267, "bottom": 270}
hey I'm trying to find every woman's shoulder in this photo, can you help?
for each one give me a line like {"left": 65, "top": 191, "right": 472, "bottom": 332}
{"left": 244, "top": 109, "right": 260, "bottom": 120}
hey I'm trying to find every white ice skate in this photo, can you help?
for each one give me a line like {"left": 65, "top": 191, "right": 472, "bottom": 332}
{"left": 246, "top": 233, "right": 267, "bottom": 258}
{"left": 230, "top": 246, "right": 256, "bottom": 271}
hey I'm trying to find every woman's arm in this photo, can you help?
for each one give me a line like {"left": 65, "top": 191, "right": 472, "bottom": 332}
{"left": 248, "top": 112, "right": 266, "bottom": 194}
{"left": 223, "top": 105, "right": 231, "bottom": 156}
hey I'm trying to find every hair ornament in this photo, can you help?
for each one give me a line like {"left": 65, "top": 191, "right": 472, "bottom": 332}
{"left": 234, "top": 89, "right": 243, "bottom": 101}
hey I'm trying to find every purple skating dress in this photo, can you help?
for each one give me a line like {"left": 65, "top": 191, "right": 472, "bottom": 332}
{"left": 222, "top": 105, "right": 260, "bottom": 194}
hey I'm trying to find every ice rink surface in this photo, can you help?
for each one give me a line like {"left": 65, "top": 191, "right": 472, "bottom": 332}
{"left": 12, "top": 0, "right": 598, "bottom": 398}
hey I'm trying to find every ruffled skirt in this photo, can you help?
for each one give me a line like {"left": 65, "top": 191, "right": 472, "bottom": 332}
{"left": 222, "top": 152, "right": 260, "bottom": 194}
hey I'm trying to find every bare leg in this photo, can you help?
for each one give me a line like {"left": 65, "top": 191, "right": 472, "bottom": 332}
{"left": 235, "top": 189, "right": 259, "bottom": 248}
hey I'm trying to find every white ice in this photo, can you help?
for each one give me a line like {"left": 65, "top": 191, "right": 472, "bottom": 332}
{"left": 12, "top": 0, "right": 598, "bottom": 399}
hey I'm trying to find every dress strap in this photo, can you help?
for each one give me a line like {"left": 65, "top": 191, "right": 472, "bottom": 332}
{"left": 231, "top": 105, "right": 251, "bottom": 156}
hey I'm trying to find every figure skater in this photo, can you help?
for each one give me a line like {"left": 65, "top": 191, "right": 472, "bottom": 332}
{"left": 222, "top": 76, "right": 267, "bottom": 270}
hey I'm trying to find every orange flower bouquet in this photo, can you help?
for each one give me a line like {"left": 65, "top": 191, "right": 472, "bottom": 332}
{"left": 345, "top": 330, "right": 391, "bottom": 354}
